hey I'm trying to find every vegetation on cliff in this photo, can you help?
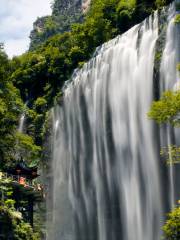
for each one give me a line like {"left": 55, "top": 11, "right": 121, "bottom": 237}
{"left": 148, "top": 73, "right": 180, "bottom": 239}
{"left": 29, "top": 0, "right": 83, "bottom": 50}
{"left": 148, "top": 90, "right": 180, "bottom": 126}
{"left": 0, "top": 45, "right": 40, "bottom": 170}
{"left": 0, "top": 45, "right": 42, "bottom": 238}
{"left": 0, "top": 177, "right": 40, "bottom": 239}
{"left": 163, "top": 207, "right": 180, "bottom": 240}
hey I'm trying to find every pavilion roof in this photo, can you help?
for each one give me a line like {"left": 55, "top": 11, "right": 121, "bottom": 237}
{"left": 7, "top": 161, "right": 39, "bottom": 180}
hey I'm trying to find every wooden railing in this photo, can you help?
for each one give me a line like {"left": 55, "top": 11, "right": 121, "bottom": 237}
{"left": 0, "top": 172, "right": 43, "bottom": 192}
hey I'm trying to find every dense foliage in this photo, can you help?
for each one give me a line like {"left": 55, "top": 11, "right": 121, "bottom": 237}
{"left": 0, "top": 178, "right": 40, "bottom": 239}
{"left": 0, "top": 45, "right": 23, "bottom": 169}
{"left": 0, "top": 46, "right": 41, "bottom": 170}
{"left": 0, "top": 205, "right": 38, "bottom": 240}
{"left": 162, "top": 207, "right": 180, "bottom": 240}
{"left": 148, "top": 90, "right": 180, "bottom": 126}
{"left": 0, "top": 46, "right": 42, "bottom": 239}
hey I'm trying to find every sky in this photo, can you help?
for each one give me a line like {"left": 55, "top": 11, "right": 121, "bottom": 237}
{"left": 0, "top": 0, "right": 52, "bottom": 58}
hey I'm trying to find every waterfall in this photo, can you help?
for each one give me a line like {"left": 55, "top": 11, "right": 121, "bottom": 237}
{"left": 18, "top": 102, "right": 28, "bottom": 133}
{"left": 18, "top": 114, "right": 26, "bottom": 133}
{"left": 48, "top": 4, "right": 179, "bottom": 240}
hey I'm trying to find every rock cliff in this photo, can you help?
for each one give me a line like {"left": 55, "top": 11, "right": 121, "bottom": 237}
{"left": 29, "top": 0, "right": 91, "bottom": 50}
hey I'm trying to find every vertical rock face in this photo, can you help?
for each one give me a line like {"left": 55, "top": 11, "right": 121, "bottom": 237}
{"left": 29, "top": 0, "right": 90, "bottom": 50}
{"left": 52, "top": 0, "right": 82, "bottom": 16}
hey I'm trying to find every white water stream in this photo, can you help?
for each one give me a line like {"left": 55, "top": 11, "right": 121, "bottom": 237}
{"left": 18, "top": 114, "right": 26, "bottom": 133}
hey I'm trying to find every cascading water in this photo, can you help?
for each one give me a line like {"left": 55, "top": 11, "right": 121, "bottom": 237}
{"left": 48, "top": 4, "right": 180, "bottom": 240}
{"left": 18, "top": 102, "right": 28, "bottom": 133}
{"left": 18, "top": 114, "right": 26, "bottom": 133}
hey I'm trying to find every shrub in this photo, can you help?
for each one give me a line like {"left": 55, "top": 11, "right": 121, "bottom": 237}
{"left": 148, "top": 90, "right": 180, "bottom": 125}
{"left": 162, "top": 207, "right": 180, "bottom": 240}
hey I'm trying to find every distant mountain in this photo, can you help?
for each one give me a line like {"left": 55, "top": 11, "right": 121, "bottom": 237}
{"left": 29, "top": 0, "right": 91, "bottom": 50}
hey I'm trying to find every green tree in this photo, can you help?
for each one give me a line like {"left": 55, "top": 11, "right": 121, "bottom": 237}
{"left": 162, "top": 207, "right": 180, "bottom": 240}
{"left": 0, "top": 45, "right": 24, "bottom": 169}
{"left": 148, "top": 90, "right": 180, "bottom": 164}
{"left": 15, "top": 132, "right": 41, "bottom": 166}
{"left": 148, "top": 90, "right": 180, "bottom": 126}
